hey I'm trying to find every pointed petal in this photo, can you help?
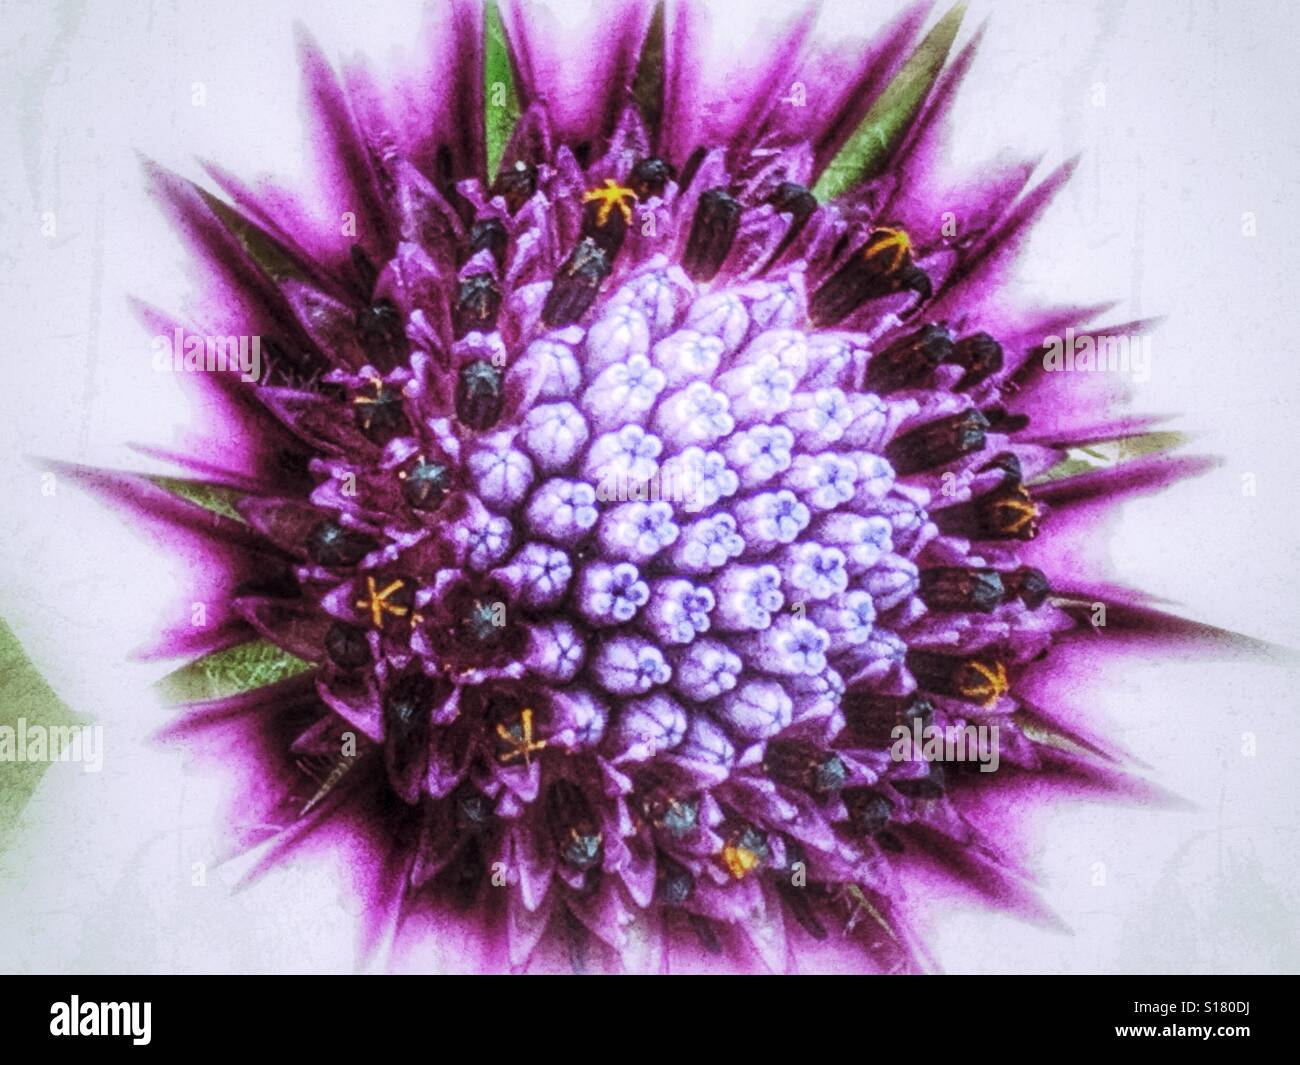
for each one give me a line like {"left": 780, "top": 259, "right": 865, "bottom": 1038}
{"left": 660, "top": 0, "right": 816, "bottom": 167}
{"left": 500, "top": 0, "right": 655, "bottom": 151}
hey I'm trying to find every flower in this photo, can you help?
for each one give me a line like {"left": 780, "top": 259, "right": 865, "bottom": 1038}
{"left": 57, "top": 0, "right": 1234, "bottom": 972}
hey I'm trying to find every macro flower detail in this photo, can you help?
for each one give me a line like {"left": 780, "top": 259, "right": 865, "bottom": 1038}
{"left": 62, "top": 0, "right": 1230, "bottom": 973}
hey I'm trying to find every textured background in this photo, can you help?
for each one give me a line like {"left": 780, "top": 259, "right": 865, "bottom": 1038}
{"left": 0, "top": 0, "right": 1297, "bottom": 973}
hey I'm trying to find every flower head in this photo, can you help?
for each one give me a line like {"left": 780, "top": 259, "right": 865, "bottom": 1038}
{"left": 66, "top": 0, "right": 1227, "bottom": 972}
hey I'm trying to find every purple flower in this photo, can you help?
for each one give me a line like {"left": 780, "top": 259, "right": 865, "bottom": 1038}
{"left": 62, "top": 0, "right": 1228, "bottom": 973}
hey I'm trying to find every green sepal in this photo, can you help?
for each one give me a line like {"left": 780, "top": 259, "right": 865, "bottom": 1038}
{"left": 149, "top": 476, "right": 247, "bottom": 523}
{"left": 1034, "top": 431, "right": 1189, "bottom": 484}
{"left": 156, "top": 639, "right": 312, "bottom": 704}
{"left": 484, "top": 0, "right": 522, "bottom": 183}
{"left": 812, "top": 3, "right": 966, "bottom": 201}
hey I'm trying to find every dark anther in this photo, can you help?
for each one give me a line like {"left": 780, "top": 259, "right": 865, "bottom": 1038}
{"left": 454, "top": 272, "right": 502, "bottom": 337}
{"left": 765, "top": 740, "right": 847, "bottom": 796}
{"left": 541, "top": 238, "right": 612, "bottom": 327}
{"left": 656, "top": 856, "right": 695, "bottom": 906}
{"left": 1003, "top": 565, "right": 1051, "bottom": 609}
{"left": 677, "top": 146, "right": 708, "bottom": 195}
{"left": 548, "top": 780, "right": 603, "bottom": 871}
{"left": 886, "top": 408, "right": 990, "bottom": 475}
{"left": 306, "top": 520, "right": 377, "bottom": 569}
{"left": 864, "top": 323, "right": 953, "bottom": 395}
{"left": 893, "top": 763, "right": 946, "bottom": 800}
{"left": 383, "top": 671, "right": 436, "bottom": 732}
{"left": 809, "top": 226, "right": 931, "bottom": 327}
{"left": 458, "top": 596, "right": 508, "bottom": 650}
{"left": 768, "top": 181, "right": 818, "bottom": 225}
{"left": 629, "top": 157, "right": 675, "bottom": 200}
{"left": 324, "top": 621, "right": 371, "bottom": 669}
{"left": 453, "top": 783, "right": 495, "bottom": 833}
{"left": 581, "top": 179, "right": 638, "bottom": 258}
{"left": 351, "top": 380, "right": 410, "bottom": 444}
{"left": 464, "top": 217, "right": 508, "bottom": 269}
{"left": 379, "top": 665, "right": 436, "bottom": 733}
{"left": 682, "top": 187, "right": 742, "bottom": 281}
{"left": 454, "top": 359, "right": 505, "bottom": 430}
{"left": 811, "top": 753, "right": 847, "bottom": 795}
{"left": 907, "top": 649, "right": 1009, "bottom": 707}
{"left": 918, "top": 566, "right": 1006, "bottom": 613}
{"left": 947, "top": 332, "right": 1004, "bottom": 390}
{"left": 722, "top": 824, "right": 769, "bottom": 880}
{"left": 761, "top": 182, "right": 819, "bottom": 270}
{"left": 355, "top": 299, "right": 406, "bottom": 373}
{"left": 382, "top": 670, "right": 437, "bottom": 803}
{"left": 638, "top": 784, "right": 699, "bottom": 838}
{"left": 935, "top": 480, "right": 1041, "bottom": 541}
{"left": 399, "top": 457, "right": 451, "bottom": 512}
{"left": 845, "top": 790, "right": 894, "bottom": 836}
{"left": 490, "top": 159, "right": 537, "bottom": 214}
{"left": 436, "top": 580, "right": 522, "bottom": 671}
{"left": 979, "top": 449, "right": 1023, "bottom": 483}
{"left": 841, "top": 691, "right": 932, "bottom": 746}
{"left": 896, "top": 262, "right": 932, "bottom": 306}
{"left": 980, "top": 408, "right": 1031, "bottom": 435}
{"left": 350, "top": 244, "right": 378, "bottom": 294}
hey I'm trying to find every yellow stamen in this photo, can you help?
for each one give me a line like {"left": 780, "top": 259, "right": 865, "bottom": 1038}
{"left": 990, "top": 485, "right": 1040, "bottom": 536}
{"left": 722, "top": 841, "right": 762, "bottom": 880}
{"left": 354, "top": 575, "right": 411, "bottom": 630}
{"left": 959, "top": 659, "right": 1009, "bottom": 707}
{"left": 495, "top": 706, "right": 547, "bottom": 766}
{"left": 351, "top": 377, "right": 393, "bottom": 433}
{"left": 351, "top": 376, "right": 385, "bottom": 406}
{"left": 583, "top": 179, "right": 638, "bottom": 226}
{"left": 863, "top": 226, "right": 912, "bottom": 273}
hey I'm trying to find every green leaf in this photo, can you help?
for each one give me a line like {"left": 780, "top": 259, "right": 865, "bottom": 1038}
{"left": 156, "top": 639, "right": 312, "bottom": 704}
{"left": 150, "top": 476, "right": 246, "bottom": 523}
{"left": 0, "top": 620, "right": 89, "bottom": 848}
{"left": 812, "top": 3, "right": 966, "bottom": 201}
{"left": 1033, "top": 431, "right": 1189, "bottom": 484}
{"left": 484, "top": 0, "right": 521, "bottom": 183}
